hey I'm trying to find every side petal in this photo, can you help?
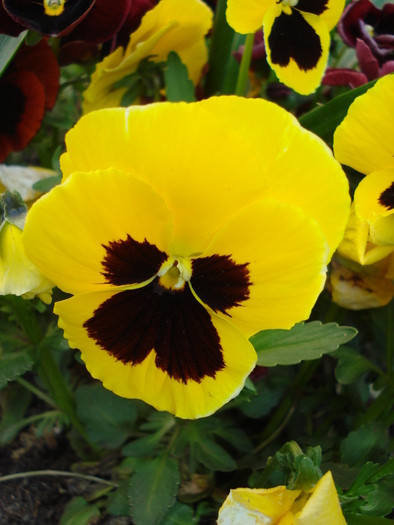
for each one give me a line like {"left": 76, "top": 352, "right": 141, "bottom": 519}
{"left": 317, "top": 0, "right": 345, "bottom": 31}
{"left": 200, "top": 96, "right": 350, "bottom": 260}
{"left": 23, "top": 168, "right": 173, "bottom": 295}
{"left": 195, "top": 199, "right": 329, "bottom": 338}
{"left": 226, "top": 0, "right": 273, "bottom": 34}
{"left": 334, "top": 74, "right": 394, "bottom": 175}
{"left": 55, "top": 290, "right": 257, "bottom": 419}
{"left": 264, "top": 5, "right": 330, "bottom": 95}
{"left": 60, "top": 102, "right": 267, "bottom": 257}
{"left": 336, "top": 203, "right": 370, "bottom": 264}
{"left": 295, "top": 471, "right": 346, "bottom": 525}
{"left": 354, "top": 169, "right": 394, "bottom": 223}
{"left": 370, "top": 214, "right": 394, "bottom": 246}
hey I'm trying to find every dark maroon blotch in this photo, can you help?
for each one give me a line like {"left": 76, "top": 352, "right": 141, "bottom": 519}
{"left": 379, "top": 182, "right": 394, "bottom": 210}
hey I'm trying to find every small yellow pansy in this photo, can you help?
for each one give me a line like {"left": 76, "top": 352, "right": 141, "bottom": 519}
{"left": 217, "top": 471, "right": 347, "bottom": 525}
{"left": 23, "top": 97, "right": 350, "bottom": 419}
{"left": 82, "top": 0, "right": 213, "bottom": 113}
{"left": 226, "top": 0, "right": 345, "bottom": 95}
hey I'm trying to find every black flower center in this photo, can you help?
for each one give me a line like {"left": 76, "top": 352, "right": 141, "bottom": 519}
{"left": 84, "top": 235, "right": 251, "bottom": 383}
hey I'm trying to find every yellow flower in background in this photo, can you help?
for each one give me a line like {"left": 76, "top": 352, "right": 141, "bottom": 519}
{"left": 23, "top": 97, "right": 350, "bottom": 419}
{"left": 217, "top": 471, "right": 347, "bottom": 525}
{"left": 226, "top": 0, "right": 345, "bottom": 95}
{"left": 332, "top": 75, "right": 394, "bottom": 309}
{"left": 82, "top": 0, "right": 213, "bottom": 114}
{"left": 0, "top": 191, "right": 53, "bottom": 304}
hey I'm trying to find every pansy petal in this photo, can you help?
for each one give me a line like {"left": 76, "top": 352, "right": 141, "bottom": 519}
{"left": 60, "top": 103, "right": 267, "bottom": 257}
{"left": 218, "top": 486, "right": 300, "bottom": 525}
{"left": 23, "top": 168, "right": 173, "bottom": 295}
{"left": 370, "top": 214, "right": 394, "bottom": 246}
{"left": 264, "top": 5, "right": 330, "bottom": 95}
{"left": 316, "top": 0, "right": 345, "bottom": 31}
{"left": 334, "top": 74, "right": 394, "bottom": 175}
{"left": 195, "top": 199, "right": 328, "bottom": 338}
{"left": 55, "top": 289, "right": 257, "bottom": 419}
{"left": 295, "top": 472, "right": 346, "bottom": 525}
{"left": 226, "top": 0, "right": 273, "bottom": 34}
{"left": 354, "top": 169, "right": 394, "bottom": 223}
{"left": 200, "top": 96, "right": 350, "bottom": 259}
{"left": 336, "top": 204, "right": 369, "bottom": 264}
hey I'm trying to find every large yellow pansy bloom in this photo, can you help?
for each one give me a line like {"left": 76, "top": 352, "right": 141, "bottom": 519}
{"left": 332, "top": 75, "right": 394, "bottom": 308}
{"left": 82, "top": 0, "right": 212, "bottom": 114}
{"left": 226, "top": 0, "right": 345, "bottom": 95}
{"left": 23, "top": 97, "right": 350, "bottom": 419}
{"left": 217, "top": 471, "right": 347, "bottom": 525}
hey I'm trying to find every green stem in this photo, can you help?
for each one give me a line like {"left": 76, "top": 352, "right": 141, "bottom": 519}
{"left": 235, "top": 33, "right": 255, "bottom": 97}
{"left": 0, "top": 470, "right": 118, "bottom": 487}
{"left": 37, "top": 345, "right": 93, "bottom": 448}
{"left": 387, "top": 301, "right": 394, "bottom": 380}
{"left": 253, "top": 404, "right": 296, "bottom": 454}
{"left": 204, "top": 0, "right": 236, "bottom": 96}
{"left": 16, "top": 377, "right": 56, "bottom": 408}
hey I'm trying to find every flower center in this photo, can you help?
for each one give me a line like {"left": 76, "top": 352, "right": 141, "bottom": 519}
{"left": 44, "top": 0, "right": 66, "bottom": 16}
{"left": 277, "top": 0, "right": 299, "bottom": 13}
{"left": 157, "top": 257, "right": 192, "bottom": 290}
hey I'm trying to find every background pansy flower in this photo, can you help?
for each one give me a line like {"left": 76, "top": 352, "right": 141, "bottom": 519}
{"left": 1, "top": 0, "right": 131, "bottom": 44}
{"left": 217, "top": 471, "right": 346, "bottom": 525}
{"left": 0, "top": 191, "right": 53, "bottom": 303}
{"left": 0, "top": 40, "right": 59, "bottom": 162}
{"left": 82, "top": 0, "right": 213, "bottom": 114}
{"left": 226, "top": 0, "right": 345, "bottom": 95}
{"left": 23, "top": 97, "right": 350, "bottom": 419}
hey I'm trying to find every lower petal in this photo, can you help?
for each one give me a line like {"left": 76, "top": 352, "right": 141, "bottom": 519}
{"left": 55, "top": 290, "right": 257, "bottom": 419}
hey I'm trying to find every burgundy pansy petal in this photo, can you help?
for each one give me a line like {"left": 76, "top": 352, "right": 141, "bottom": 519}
{"left": 2, "top": 0, "right": 95, "bottom": 37}
{"left": 70, "top": 0, "right": 131, "bottom": 44}
{"left": 380, "top": 60, "right": 394, "bottom": 76}
{"left": 338, "top": 0, "right": 380, "bottom": 47}
{"left": 322, "top": 68, "right": 367, "bottom": 88}
{"left": 0, "top": 71, "right": 45, "bottom": 161}
{"left": 356, "top": 38, "right": 379, "bottom": 80}
{"left": 0, "top": 2, "right": 24, "bottom": 35}
{"left": 115, "top": 0, "right": 156, "bottom": 48}
{"left": 59, "top": 40, "right": 99, "bottom": 66}
{"left": 376, "top": 3, "right": 394, "bottom": 37}
{"left": 12, "top": 40, "right": 59, "bottom": 110}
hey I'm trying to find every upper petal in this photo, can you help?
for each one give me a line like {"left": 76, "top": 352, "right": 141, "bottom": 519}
{"left": 334, "top": 74, "right": 394, "bottom": 175}
{"left": 226, "top": 0, "right": 274, "bottom": 34}
{"left": 196, "top": 199, "right": 329, "bottom": 338}
{"left": 23, "top": 168, "right": 173, "bottom": 295}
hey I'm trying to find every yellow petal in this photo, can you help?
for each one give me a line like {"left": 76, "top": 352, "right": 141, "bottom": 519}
{"left": 60, "top": 102, "right": 267, "bottom": 257}
{"left": 218, "top": 486, "right": 300, "bottom": 525}
{"left": 23, "top": 168, "right": 173, "bottom": 295}
{"left": 200, "top": 96, "right": 350, "bottom": 260}
{"left": 334, "top": 74, "right": 394, "bottom": 175}
{"left": 264, "top": 5, "right": 330, "bottom": 95}
{"left": 370, "top": 214, "right": 394, "bottom": 246}
{"left": 55, "top": 289, "right": 257, "bottom": 419}
{"left": 226, "top": 0, "right": 274, "bottom": 34}
{"left": 197, "top": 199, "right": 328, "bottom": 338}
{"left": 336, "top": 203, "right": 369, "bottom": 264}
{"left": 354, "top": 169, "right": 394, "bottom": 223}
{"left": 0, "top": 222, "right": 52, "bottom": 298}
{"left": 319, "top": 0, "right": 345, "bottom": 31}
{"left": 295, "top": 472, "right": 346, "bottom": 525}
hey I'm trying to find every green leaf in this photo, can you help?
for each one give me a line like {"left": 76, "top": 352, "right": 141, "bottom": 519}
{"left": 368, "top": 459, "right": 394, "bottom": 483}
{"left": 129, "top": 456, "right": 181, "bottom": 525}
{"left": 161, "top": 503, "right": 196, "bottom": 525}
{"left": 346, "top": 516, "right": 394, "bottom": 525}
{"left": 299, "top": 79, "right": 378, "bottom": 146}
{"left": 75, "top": 384, "right": 138, "bottom": 448}
{"left": 32, "top": 174, "right": 62, "bottom": 193}
{"left": 122, "top": 433, "right": 163, "bottom": 457}
{"left": 0, "top": 350, "right": 35, "bottom": 389}
{"left": 334, "top": 348, "right": 377, "bottom": 385}
{"left": 194, "top": 438, "right": 237, "bottom": 472}
{"left": 106, "top": 478, "right": 131, "bottom": 516}
{"left": 341, "top": 423, "right": 390, "bottom": 467}
{"left": 0, "top": 384, "right": 31, "bottom": 444}
{"left": 60, "top": 497, "right": 100, "bottom": 525}
{"left": 360, "top": 479, "right": 394, "bottom": 516}
{"left": 165, "top": 51, "right": 195, "bottom": 102}
{"left": 0, "top": 32, "right": 27, "bottom": 79}
{"left": 252, "top": 321, "right": 357, "bottom": 366}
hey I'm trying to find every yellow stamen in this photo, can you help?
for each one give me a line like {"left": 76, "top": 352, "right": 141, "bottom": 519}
{"left": 44, "top": 0, "right": 66, "bottom": 16}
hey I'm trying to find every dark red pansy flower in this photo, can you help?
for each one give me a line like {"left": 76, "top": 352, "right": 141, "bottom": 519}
{"left": 323, "top": 38, "right": 394, "bottom": 88}
{"left": 115, "top": 0, "right": 157, "bottom": 48}
{"left": 1, "top": 0, "right": 131, "bottom": 44}
{"left": 0, "top": 39, "right": 59, "bottom": 162}
{"left": 338, "top": 0, "right": 394, "bottom": 65}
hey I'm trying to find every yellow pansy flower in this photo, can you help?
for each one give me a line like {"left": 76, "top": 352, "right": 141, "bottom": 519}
{"left": 226, "top": 0, "right": 345, "bottom": 95}
{"left": 0, "top": 191, "right": 53, "bottom": 304}
{"left": 82, "top": 0, "right": 213, "bottom": 114}
{"left": 23, "top": 97, "right": 350, "bottom": 419}
{"left": 332, "top": 75, "right": 394, "bottom": 308}
{"left": 217, "top": 471, "right": 347, "bottom": 525}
